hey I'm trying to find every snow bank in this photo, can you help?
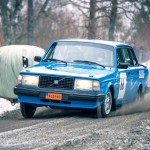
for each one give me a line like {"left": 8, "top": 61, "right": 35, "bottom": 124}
{"left": 0, "top": 98, "right": 20, "bottom": 116}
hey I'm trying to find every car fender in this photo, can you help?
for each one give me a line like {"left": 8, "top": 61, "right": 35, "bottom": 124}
{"left": 104, "top": 82, "right": 114, "bottom": 96}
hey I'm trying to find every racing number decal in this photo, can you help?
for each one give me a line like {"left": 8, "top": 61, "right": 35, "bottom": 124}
{"left": 118, "top": 73, "right": 127, "bottom": 99}
{"left": 120, "top": 78, "right": 125, "bottom": 90}
{"left": 120, "top": 79, "right": 124, "bottom": 90}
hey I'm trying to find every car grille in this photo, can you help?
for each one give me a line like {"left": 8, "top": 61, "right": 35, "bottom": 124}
{"left": 39, "top": 76, "right": 74, "bottom": 90}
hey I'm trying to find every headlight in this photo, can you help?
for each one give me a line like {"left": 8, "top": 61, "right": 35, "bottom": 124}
{"left": 74, "top": 79, "right": 100, "bottom": 91}
{"left": 18, "top": 75, "right": 23, "bottom": 84}
{"left": 18, "top": 75, "right": 39, "bottom": 86}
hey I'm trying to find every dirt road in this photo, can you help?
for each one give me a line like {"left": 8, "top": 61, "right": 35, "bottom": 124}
{"left": 0, "top": 98, "right": 150, "bottom": 150}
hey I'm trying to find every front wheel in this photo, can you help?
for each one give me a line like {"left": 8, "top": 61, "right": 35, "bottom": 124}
{"left": 95, "top": 90, "right": 112, "bottom": 118}
{"left": 20, "top": 103, "right": 36, "bottom": 118}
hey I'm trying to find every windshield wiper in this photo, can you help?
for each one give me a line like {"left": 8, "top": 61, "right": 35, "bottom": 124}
{"left": 74, "top": 60, "right": 105, "bottom": 68}
{"left": 43, "top": 58, "right": 67, "bottom": 64}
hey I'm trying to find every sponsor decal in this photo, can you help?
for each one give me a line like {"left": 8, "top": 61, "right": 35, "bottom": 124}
{"left": 139, "top": 70, "right": 145, "bottom": 78}
{"left": 118, "top": 72, "right": 127, "bottom": 99}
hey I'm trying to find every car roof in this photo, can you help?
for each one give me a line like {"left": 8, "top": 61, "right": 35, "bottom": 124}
{"left": 58, "top": 39, "right": 130, "bottom": 47}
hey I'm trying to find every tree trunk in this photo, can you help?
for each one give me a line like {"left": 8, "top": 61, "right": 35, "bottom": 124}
{"left": 88, "top": 0, "right": 96, "bottom": 39}
{"left": 108, "top": 0, "right": 117, "bottom": 41}
{"left": 28, "top": 0, "right": 34, "bottom": 45}
{"left": 0, "top": 1, "right": 11, "bottom": 45}
{"left": 11, "top": 0, "right": 23, "bottom": 44}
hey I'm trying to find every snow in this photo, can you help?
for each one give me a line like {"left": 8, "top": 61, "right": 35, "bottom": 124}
{"left": 0, "top": 98, "right": 20, "bottom": 116}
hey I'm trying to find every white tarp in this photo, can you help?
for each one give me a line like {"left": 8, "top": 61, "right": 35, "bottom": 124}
{"left": 0, "top": 45, "right": 44, "bottom": 99}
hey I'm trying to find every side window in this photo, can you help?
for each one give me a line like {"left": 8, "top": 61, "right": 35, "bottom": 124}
{"left": 129, "top": 48, "right": 138, "bottom": 65}
{"left": 117, "top": 47, "right": 134, "bottom": 66}
{"left": 117, "top": 48, "right": 124, "bottom": 65}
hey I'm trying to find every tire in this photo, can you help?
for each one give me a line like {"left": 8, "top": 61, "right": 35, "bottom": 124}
{"left": 135, "top": 88, "right": 144, "bottom": 102}
{"left": 20, "top": 103, "right": 36, "bottom": 118}
{"left": 95, "top": 89, "right": 112, "bottom": 118}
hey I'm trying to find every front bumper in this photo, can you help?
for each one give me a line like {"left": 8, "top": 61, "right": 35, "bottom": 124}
{"left": 14, "top": 87, "right": 105, "bottom": 109}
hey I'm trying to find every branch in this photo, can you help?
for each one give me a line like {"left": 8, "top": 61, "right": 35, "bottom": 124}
{"left": 96, "top": 24, "right": 104, "bottom": 28}
{"left": 13, "top": 0, "right": 23, "bottom": 16}
{"left": 16, "top": 33, "right": 27, "bottom": 43}
{"left": 96, "top": 0, "right": 111, "bottom": 2}
{"left": 77, "top": 0, "right": 90, "bottom": 4}
{"left": 96, "top": 5, "right": 111, "bottom": 11}
{"left": 96, "top": 14, "right": 110, "bottom": 19}
{"left": 78, "top": 25, "right": 87, "bottom": 28}
{"left": 69, "top": 0, "right": 89, "bottom": 18}
{"left": 38, "top": 0, "right": 49, "bottom": 14}
{"left": 0, "top": 0, "right": 11, "bottom": 14}
{"left": 117, "top": 6, "right": 135, "bottom": 21}
{"left": 117, "top": 0, "right": 136, "bottom": 5}
{"left": 34, "top": 0, "right": 49, "bottom": 25}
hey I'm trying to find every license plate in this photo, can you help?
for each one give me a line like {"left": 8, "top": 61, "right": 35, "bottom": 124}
{"left": 45, "top": 93, "right": 62, "bottom": 101}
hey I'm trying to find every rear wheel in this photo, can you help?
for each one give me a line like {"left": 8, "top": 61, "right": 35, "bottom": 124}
{"left": 95, "top": 90, "right": 112, "bottom": 118}
{"left": 135, "top": 88, "right": 144, "bottom": 102}
{"left": 20, "top": 103, "right": 36, "bottom": 118}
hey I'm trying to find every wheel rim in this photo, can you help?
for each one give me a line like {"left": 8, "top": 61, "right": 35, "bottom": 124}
{"left": 104, "top": 92, "right": 112, "bottom": 115}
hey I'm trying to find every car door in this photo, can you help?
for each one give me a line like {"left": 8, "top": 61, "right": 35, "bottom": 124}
{"left": 116, "top": 47, "right": 133, "bottom": 103}
{"left": 128, "top": 47, "right": 149, "bottom": 101}
{"left": 126, "top": 47, "right": 140, "bottom": 102}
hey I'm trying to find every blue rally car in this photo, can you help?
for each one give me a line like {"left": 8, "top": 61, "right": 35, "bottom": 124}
{"left": 14, "top": 39, "right": 149, "bottom": 118}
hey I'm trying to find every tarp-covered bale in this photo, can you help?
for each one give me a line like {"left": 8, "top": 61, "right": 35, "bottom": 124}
{"left": 0, "top": 45, "right": 44, "bottom": 99}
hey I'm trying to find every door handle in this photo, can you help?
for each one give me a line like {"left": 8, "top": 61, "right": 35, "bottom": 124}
{"left": 128, "top": 72, "right": 130, "bottom": 75}
{"left": 137, "top": 71, "right": 139, "bottom": 74}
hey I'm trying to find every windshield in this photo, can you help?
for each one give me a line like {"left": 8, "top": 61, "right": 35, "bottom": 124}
{"left": 44, "top": 41, "right": 114, "bottom": 67}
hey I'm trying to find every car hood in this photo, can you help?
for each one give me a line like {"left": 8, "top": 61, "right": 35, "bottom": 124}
{"left": 21, "top": 63, "right": 115, "bottom": 78}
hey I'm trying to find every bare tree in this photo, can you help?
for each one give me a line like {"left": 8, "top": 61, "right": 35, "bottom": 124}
{"left": 1, "top": 0, "right": 149, "bottom": 49}
{"left": 27, "top": 0, "right": 69, "bottom": 44}
{"left": 27, "top": 0, "right": 33, "bottom": 44}
{"left": 69, "top": 0, "right": 118, "bottom": 40}
{"left": 88, "top": 0, "right": 96, "bottom": 39}
{"left": 0, "top": 0, "right": 23, "bottom": 45}
{"left": 34, "top": 7, "right": 80, "bottom": 48}
{"left": 69, "top": 0, "right": 98, "bottom": 39}
{"left": 128, "top": 0, "right": 150, "bottom": 50}
{"left": 0, "top": 0, "right": 11, "bottom": 45}
{"left": 108, "top": 0, "right": 117, "bottom": 40}
{"left": 10, "top": 0, "right": 23, "bottom": 44}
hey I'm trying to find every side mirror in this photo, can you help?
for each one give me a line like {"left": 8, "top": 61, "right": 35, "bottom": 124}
{"left": 34, "top": 56, "right": 41, "bottom": 62}
{"left": 118, "top": 63, "right": 129, "bottom": 69}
